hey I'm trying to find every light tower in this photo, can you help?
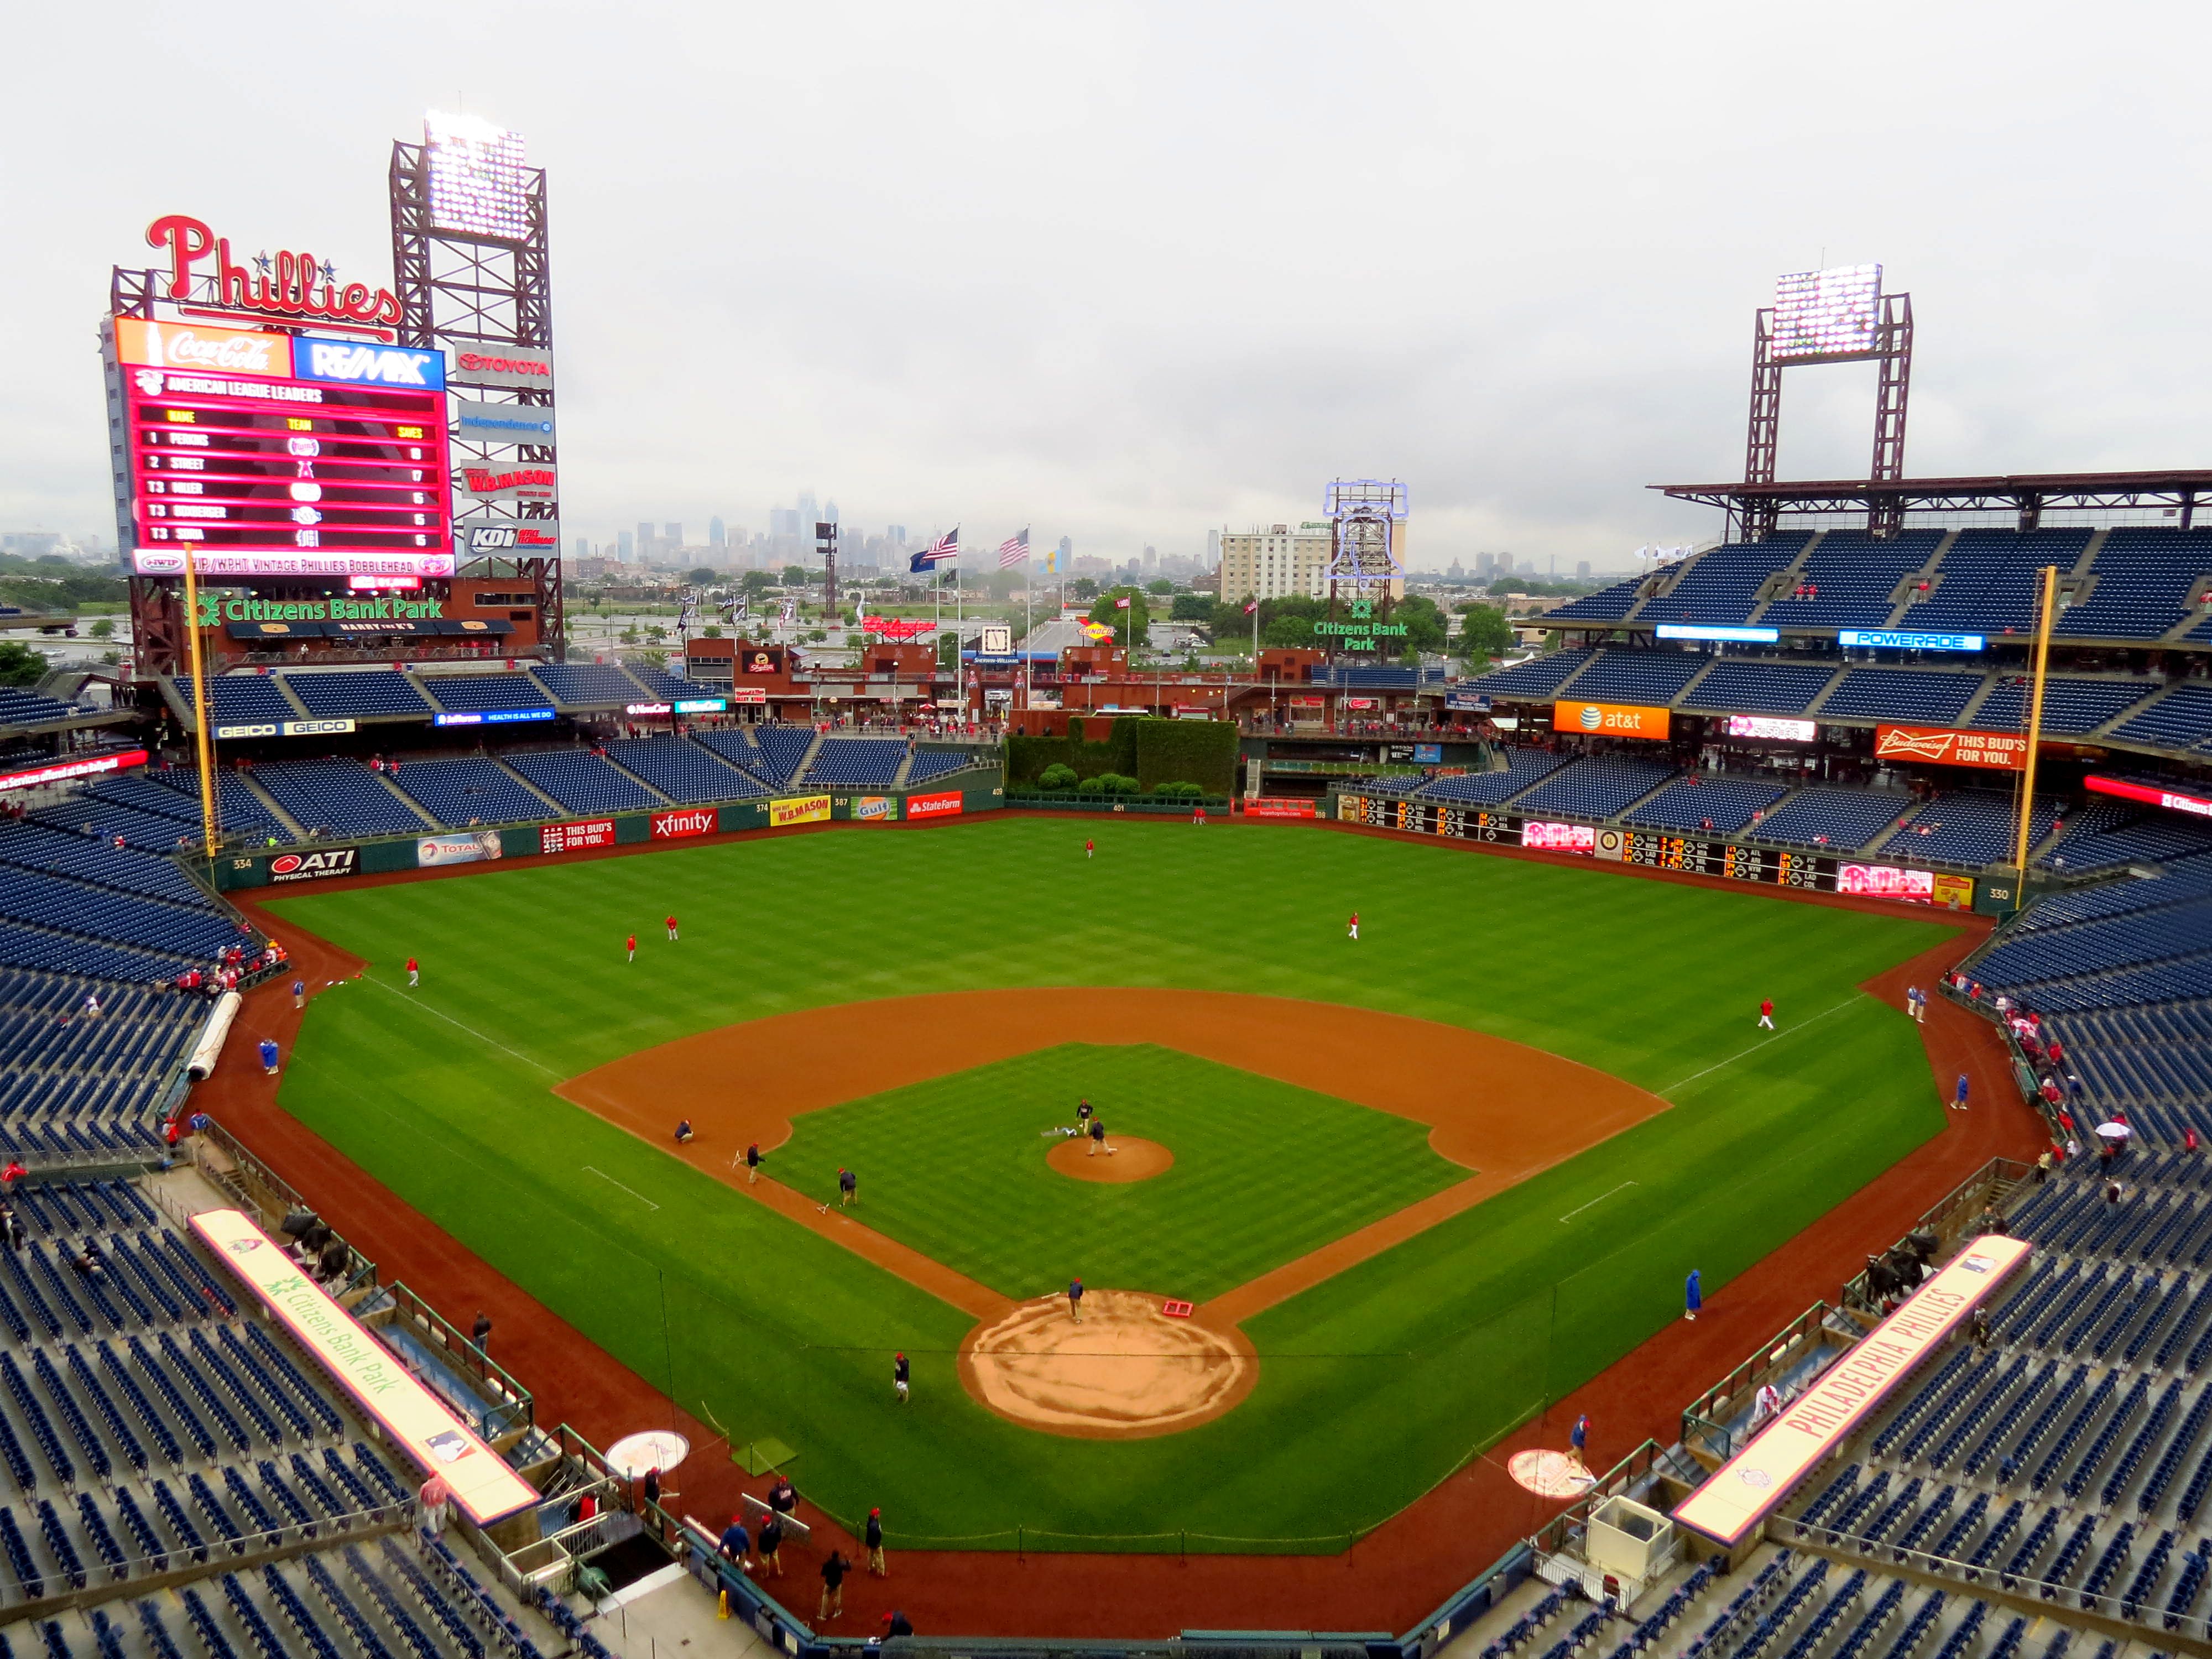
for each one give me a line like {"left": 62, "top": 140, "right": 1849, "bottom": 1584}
{"left": 1744, "top": 263, "right": 1913, "bottom": 539}
{"left": 1323, "top": 479, "right": 1410, "bottom": 657}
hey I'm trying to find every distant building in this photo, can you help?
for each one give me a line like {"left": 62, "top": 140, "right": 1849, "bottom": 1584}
{"left": 663, "top": 523, "right": 682, "bottom": 547}
{"left": 1216, "top": 524, "right": 1329, "bottom": 602}
{"left": 709, "top": 517, "right": 726, "bottom": 547}
{"left": 636, "top": 522, "right": 654, "bottom": 560}
{"left": 1575, "top": 560, "right": 1592, "bottom": 581}
{"left": 618, "top": 530, "right": 635, "bottom": 561}
{"left": 1448, "top": 559, "right": 1463, "bottom": 578}
{"left": 574, "top": 537, "right": 588, "bottom": 560}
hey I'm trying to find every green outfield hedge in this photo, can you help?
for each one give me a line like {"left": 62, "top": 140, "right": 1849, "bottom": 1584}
{"left": 1008, "top": 717, "right": 1237, "bottom": 796}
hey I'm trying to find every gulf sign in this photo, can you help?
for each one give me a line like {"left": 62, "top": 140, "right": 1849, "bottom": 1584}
{"left": 188, "top": 1209, "right": 538, "bottom": 1526}
{"left": 1555, "top": 700, "right": 1670, "bottom": 739}
{"left": 1674, "top": 1234, "right": 2030, "bottom": 1545}
{"left": 1874, "top": 724, "right": 2028, "bottom": 771}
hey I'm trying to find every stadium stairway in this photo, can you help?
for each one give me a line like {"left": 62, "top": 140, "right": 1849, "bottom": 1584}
{"left": 231, "top": 774, "right": 306, "bottom": 843}
{"left": 596, "top": 748, "right": 679, "bottom": 807}
{"left": 489, "top": 758, "right": 569, "bottom": 820}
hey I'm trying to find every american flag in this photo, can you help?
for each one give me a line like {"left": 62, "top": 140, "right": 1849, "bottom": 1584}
{"left": 909, "top": 528, "right": 959, "bottom": 572}
{"left": 998, "top": 527, "right": 1030, "bottom": 568}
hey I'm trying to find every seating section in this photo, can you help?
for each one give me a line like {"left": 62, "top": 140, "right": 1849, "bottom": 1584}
{"left": 1969, "top": 677, "right": 2158, "bottom": 736}
{"left": 0, "top": 1176, "right": 562, "bottom": 1652}
{"left": 747, "top": 724, "right": 817, "bottom": 785}
{"left": 388, "top": 759, "right": 552, "bottom": 828}
{"left": 1762, "top": 530, "right": 1942, "bottom": 629}
{"left": 280, "top": 672, "right": 434, "bottom": 721}
{"left": 1644, "top": 535, "right": 1812, "bottom": 628}
{"left": 0, "top": 827, "right": 248, "bottom": 979}
{"left": 907, "top": 749, "right": 980, "bottom": 785}
{"left": 1556, "top": 650, "right": 1710, "bottom": 707}
{"left": 173, "top": 675, "right": 299, "bottom": 727}
{"left": 528, "top": 662, "right": 646, "bottom": 707}
{"left": 2059, "top": 528, "right": 2212, "bottom": 640}
{"left": 417, "top": 674, "right": 556, "bottom": 714}
{"left": 1626, "top": 775, "right": 1792, "bottom": 835}
{"left": 0, "top": 976, "right": 196, "bottom": 1165}
{"left": 1746, "top": 787, "right": 1913, "bottom": 852}
{"left": 250, "top": 762, "right": 432, "bottom": 840}
{"left": 2109, "top": 686, "right": 2212, "bottom": 755}
{"left": 0, "top": 687, "right": 84, "bottom": 729}
{"left": 802, "top": 737, "right": 905, "bottom": 787}
{"left": 606, "top": 737, "right": 764, "bottom": 804}
{"left": 1815, "top": 669, "right": 1984, "bottom": 726}
{"left": 1887, "top": 794, "right": 2062, "bottom": 869}
{"left": 504, "top": 750, "right": 661, "bottom": 815}
{"left": 2040, "top": 801, "right": 2212, "bottom": 875}
{"left": 1680, "top": 661, "right": 1840, "bottom": 716}
{"left": 1542, "top": 574, "right": 1646, "bottom": 623}
{"left": 1458, "top": 649, "right": 1598, "bottom": 700}
{"left": 141, "top": 770, "right": 295, "bottom": 846}
{"left": 1512, "top": 755, "right": 1678, "bottom": 820}
{"left": 629, "top": 667, "right": 727, "bottom": 703}
{"left": 1901, "top": 527, "right": 2091, "bottom": 635}
{"left": 1421, "top": 747, "right": 1572, "bottom": 804}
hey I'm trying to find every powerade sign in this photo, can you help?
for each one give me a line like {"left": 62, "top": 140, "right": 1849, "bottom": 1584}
{"left": 1838, "top": 629, "right": 1985, "bottom": 651}
{"left": 1655, "top": 624, "right": 1779, "bottom": 643}
{"left": 432, "top": 708, "right": 556, "bottom": 727}
{"left": 290, "top": 338, "right": 446, "bottom": 390}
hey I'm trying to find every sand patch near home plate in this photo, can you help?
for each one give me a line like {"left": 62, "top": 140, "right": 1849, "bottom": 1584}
{"left": 959, "top": 1290, "right": 1255, "bottom": 1438}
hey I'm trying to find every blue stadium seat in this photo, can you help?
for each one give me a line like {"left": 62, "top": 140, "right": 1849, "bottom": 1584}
{"left": 1744, "top": 787, "right": 1912, "bottom": 852}
{"left": 801, "top": 738, "right": 905, "bottom": 787}
{"left": 1625, "top": 775, "right": 1791, "bottom": 834}
{"left": 1556, "top": 650, "right": 1710, "bottom": 706}
{"left": 173, "top": 675, "right": 300, "bottom": 726}
{"left": 504, "top": 751, "right": 661, "bottom": 815}
{"left": 607, "top": 737, "right": 764, "bottom": 803}
{"left": 388, "top": 759, "right": 551, "bottom": 828}
{"left": 1512, "top": 755, "right": 1678, "bottom": 820}
{"left": 416, "top": 674, "right": 556, "bottom": 714}
{"left": 251, "top": 761, "right": 432, "bottom": 839}
{"left": 1815, "top": 669, "right": 1985, "bottom": 726}
{"left": 1645, "top": 536, "right": 1812, "bottom": 628}
{"left": 1679, "top": 661, "right": 1840, "bottom": 716}
{"left": 1763, "top": 531, "right": 1942, "bottom": 629}
{"left": 279, "top": 672, "right": 434, "bottom": 720}
{"left": 530, "top": 663, "right": 649, "bottom": 707}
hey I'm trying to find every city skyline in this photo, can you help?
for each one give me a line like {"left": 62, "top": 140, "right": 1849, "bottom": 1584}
{"left": 6, "top": 7, "right": 2210, "bottom": 571}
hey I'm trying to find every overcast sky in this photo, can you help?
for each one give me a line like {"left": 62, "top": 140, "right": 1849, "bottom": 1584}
{"left": 4, "top": 2, "right": 2209, "bottom": 572}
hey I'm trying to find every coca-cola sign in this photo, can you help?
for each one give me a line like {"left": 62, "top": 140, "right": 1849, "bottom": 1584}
{"left": 147, "top": 213, "right": 404, "bottom": 342}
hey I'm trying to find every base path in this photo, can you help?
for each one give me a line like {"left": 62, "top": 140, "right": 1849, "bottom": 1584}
{"left": 558, "top": 987, "right": 1672, "bottom": 1328}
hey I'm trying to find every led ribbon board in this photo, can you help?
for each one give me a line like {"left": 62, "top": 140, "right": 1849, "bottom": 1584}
{"left": 1839, "top": 630, "right": 1985, "bottom": 652}
{"left": 115, "top": 318, "right": 453, "bottom": 580}
{"left": 189, "top": 1209, "right": 538, "bottom": 1525}
{"left": 1674, "top": 1234, "right": 2031, "bottom": 1545}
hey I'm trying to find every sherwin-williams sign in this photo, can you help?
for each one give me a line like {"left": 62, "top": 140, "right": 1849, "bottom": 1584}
{"left": 1673, "top": 1234, "right": 2031, "bottom": 1546}
{"left": 189, "top": 1208, "right": 538, "bottom": 1526}
{"left": 1555, "top": 700, "right": 1671, "bottom": 739}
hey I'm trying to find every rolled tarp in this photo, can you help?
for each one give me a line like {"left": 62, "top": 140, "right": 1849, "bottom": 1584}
{"left": 186, "top": 991, "right": 242, "bottom": 1081}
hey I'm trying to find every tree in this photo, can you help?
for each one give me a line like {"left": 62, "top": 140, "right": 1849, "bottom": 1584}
{"left": 782, "top": 565, "right": 808, "bottom": 586}
{"left": 1068, "top": 577, "right": 1099, "bottom": 601}
{"left": 702, "top": 624, "right": 722, "bottom": 638}
{"left": 0, "top": 640, "right": 43, "bottom": 687}
{"left": 1087, "top": 586, "right": 1151, "bottom": 645}
{"left": 1170, "top": 593, "right": 1214, "bottom": 622}
{"left": 740, "top": 569, "right": 775, "bottom": 596}
{"left": 1146, "top": 578, "right": 1175, "bottom": 596}
{"left": 686, "top": 567, "right": 719, "bottom": 586}
{"left": 88, "top": 619, "right": 114, "bottom": 640}
{"left": 1392, "top": 593, "right": 1447, "bottom": 655}
{"left": 1455, "top": 601, "right": 1515, "bottom": 659}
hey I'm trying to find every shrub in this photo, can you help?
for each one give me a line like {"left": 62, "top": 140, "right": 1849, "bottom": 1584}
{"left": 1037, "top": 763, "right": 1078, "bottom": 791}
{"left": 1100, "top": 773, "right": 1139, "bottom": 795}
{"left": 1077, "top": 775, "right": 1107, "bottom": 795}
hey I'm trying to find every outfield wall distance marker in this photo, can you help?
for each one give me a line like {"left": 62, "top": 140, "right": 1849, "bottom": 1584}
{"left": 1558, "top": 1181, "right": 1637, "bottom": 1224}
{"left": 584, "top": 1166, "right": 661, "bottom": 1211}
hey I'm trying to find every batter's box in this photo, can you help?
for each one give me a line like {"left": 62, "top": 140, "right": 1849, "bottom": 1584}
{"left": 1161, "top": 1299, "right": 1194, "bottom": 1318}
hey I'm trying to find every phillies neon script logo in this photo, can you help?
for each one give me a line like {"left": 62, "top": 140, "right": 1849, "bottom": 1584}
{"left": 147, "top": 213, "right": 404, "bottom": 340}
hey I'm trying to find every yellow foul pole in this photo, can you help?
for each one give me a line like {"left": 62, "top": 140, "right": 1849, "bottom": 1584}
{"left": 2010, "top": 564, "right": 2057, "bottom": 881}
{"left": 179, "top": 555, "right": 218, "bottom": 858}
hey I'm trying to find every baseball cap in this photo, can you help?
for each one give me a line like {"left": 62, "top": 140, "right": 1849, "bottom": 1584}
{"left": 870, "top": 1507, "right": 880, "bottom": 1517}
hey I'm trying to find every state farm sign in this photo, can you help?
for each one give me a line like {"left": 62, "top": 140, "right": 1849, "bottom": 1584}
{"left": 651, "top": 808, "right": 718, "bottom": 839}
{"left": 906, "top": 790, "right": 963, "bottom": 818}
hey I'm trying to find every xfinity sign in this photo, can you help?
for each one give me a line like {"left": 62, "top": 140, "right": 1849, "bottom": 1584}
{"left": 291, "top": 339, "right": 446, "bottom": 390}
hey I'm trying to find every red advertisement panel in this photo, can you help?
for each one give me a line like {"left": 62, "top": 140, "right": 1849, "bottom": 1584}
{"left": 0, "top": 748, "right": 150, "bottom": 792}
{"left": 2086, "top": 774, "right": 2212, "bottom": 821}
{"left": 1244, "top": 797, "right": 1317, "bottom": 818}
{"left": 651, "top": 807, "right": 718, "bottom": 839}
{"left": 906, "top": 791, "right": 964, "bottom": 818}
{"left": 1874, "top": 724, "right": 2027, "bottom": 771}
{"left": 540, "top": 819, "right": 617, "bottom": 854}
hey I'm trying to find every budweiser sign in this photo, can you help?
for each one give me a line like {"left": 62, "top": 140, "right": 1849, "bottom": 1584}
{"left": 147, "top": 213, "right": 404, "bottom": 341}
{"left": 460, "top": 465, "right": 557, "bottom": 502}
{"left": 1873, "top": 724, "right": 2028, "bottom": 771}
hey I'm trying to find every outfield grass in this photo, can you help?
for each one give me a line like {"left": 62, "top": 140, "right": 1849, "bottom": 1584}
{"left": 265, "top": 816, "right": 1953, "bottom": 1548}
{"left": 772, "top": 1042, "right": 1464, "bottom": 1302}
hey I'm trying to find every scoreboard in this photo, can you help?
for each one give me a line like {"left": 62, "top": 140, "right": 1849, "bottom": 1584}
{"left": 1337, "top": 796, "right": 1975, "bottom": 906}
{"left": 109, "top": 317, "right": 455, "bottom": 580}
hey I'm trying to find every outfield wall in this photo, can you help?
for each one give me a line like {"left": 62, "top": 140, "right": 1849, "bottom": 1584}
{"left": 208, "top": 772, "right": 1004, "bottom": 891}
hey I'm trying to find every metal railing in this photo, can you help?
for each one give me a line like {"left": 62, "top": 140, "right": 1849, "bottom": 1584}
{"left": 378, "top": 1280, "right": 534, "bottom": 1442}
{"left": 1838, "top": 1155, "right": 2036, "bottom": 1314}
{"left": 190, "top": 1116, "right": 379, "bottom": 1296}
{"left": 1679, "top": 1301, "right": 1837, "bottom": 1465}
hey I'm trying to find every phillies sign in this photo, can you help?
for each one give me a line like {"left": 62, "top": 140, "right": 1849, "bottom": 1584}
{"left": 147, "top": 214, "right": 404, "bottom": 341}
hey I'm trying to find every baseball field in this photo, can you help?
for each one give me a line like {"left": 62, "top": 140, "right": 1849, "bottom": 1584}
{"left": 259, "top": 814, "right": 1955, "bottom": 1550}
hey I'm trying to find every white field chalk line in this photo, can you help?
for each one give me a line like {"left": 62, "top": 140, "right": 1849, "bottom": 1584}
{"left": 363, "top": 977, "right": 560, "bottom": 1077}
{"left": 584, "top": 1166, "right": 661, "bottom": 1211}
{"left": 1657, "top": 994, "right": 1866, "bottom": 1097}
{"left": 1558, "top": 1181, "right": 1639, "bottom": 1224}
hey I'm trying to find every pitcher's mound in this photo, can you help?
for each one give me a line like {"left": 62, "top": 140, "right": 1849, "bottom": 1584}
{"left": 1047, "top": 1136, "right": 1172, "bottom": 1182}
{"left": 959, "top": 1290, "right": 1255, "bottom": 1438}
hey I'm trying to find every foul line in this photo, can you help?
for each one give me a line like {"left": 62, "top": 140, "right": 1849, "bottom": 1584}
{"left": 1558, "top": 1181, "right": 1637, "bottom": 1223}
{"left": 1656, "top": 994, "right": 1867, "bottom": 1097}
{"left": 583, "top": 1166, "right": 661, "bottom": 1211}
{"left": 359, "top": 976, "right": 560, "bottom": 1078}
